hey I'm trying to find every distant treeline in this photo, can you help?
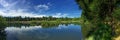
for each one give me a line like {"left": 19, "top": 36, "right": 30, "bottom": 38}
{"left": 4, "top": 16, "right": 81, "bottom": 21}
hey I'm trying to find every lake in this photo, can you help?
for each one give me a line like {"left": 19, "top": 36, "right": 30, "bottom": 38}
{"left": 0, "top": 24, "right": 82, "bottom": 40}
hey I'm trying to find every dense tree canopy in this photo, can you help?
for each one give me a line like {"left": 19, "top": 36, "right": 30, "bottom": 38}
{"left": 76, "top": 0, "right": 120, "bottom": 24}
{"left": 76, "top": 0, "right": 120, "bottom": 40}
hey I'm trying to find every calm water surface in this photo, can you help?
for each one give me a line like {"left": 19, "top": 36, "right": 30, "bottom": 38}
{"left": 1, "top": 24, "right": 82, "bottom": 40}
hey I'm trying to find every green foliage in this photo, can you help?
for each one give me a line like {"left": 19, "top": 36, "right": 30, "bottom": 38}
{"left": 5, "top": 16, "right": 80, "bottom": 21}
{"left": 76, "top": 0, "right": 120, "bottom": 40}
{"left": 113, "top": 7, "right": 120, "bottom": 20}
{"left": 0, "top": 16, "right": 7, "bottom": 27}
{"left": 86, "top": 24, "right": 112, "bottom": 40}
{"left": 76, "top": 0, "right": 120, "bottom": 22}
{"left": 40, "top": 22, "right": 60, "bottom": 28}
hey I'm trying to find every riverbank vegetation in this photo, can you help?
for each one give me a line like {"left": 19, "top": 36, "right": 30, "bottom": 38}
{"left": 0, "top": 16, "right": 82, "bottom": 27}
{"left": 4, "top": 16, "right": 81, "bottom": 23}
{"left": 4, "top": 16, "right": 80, "bottom": 21}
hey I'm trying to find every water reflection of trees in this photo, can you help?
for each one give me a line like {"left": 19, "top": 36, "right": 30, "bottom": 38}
{"left": 7, "top": 22, "right": 81, "bottom": 28}
{"left": 0, "top": 30, "right": 6, "bottom": 40}
{"left": 0, "top": 26, "right": 6, "bottom": 40}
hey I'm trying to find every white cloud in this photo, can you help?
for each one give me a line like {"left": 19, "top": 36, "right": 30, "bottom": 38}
{"left": 0, "top": 0, "right": 47, "bottom": 17}
{"left": 0, "top": 0, "right": 9, "bottom": 8}
{"left": 0, "top": 9, "right": 68, "bottom": 17}
{"left": 0, "top": 9, "right": 47, "bottom": 17}
{"left": 35, "top": 4, "right": 49, "bottom": 10}
{"left": 52, "top": 13, "right": 68, "bottom": 17}
{"left": 0, "top": 0, "right": 68, "bottom": 17}
{"left": 0, "top": 0, "right": 17, "bottom": 9}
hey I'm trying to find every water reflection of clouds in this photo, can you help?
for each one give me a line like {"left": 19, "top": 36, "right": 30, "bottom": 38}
{"left": 4, "top": 25, "right": 81, "bottom": 40}
{"left": 56, "top": 24, "right": 80, "bottom": 29}
{"left": 56, "top": 25, "right": 68, "bottom": 29}
{"left": 5, "top": 26, "right": 42, "bottom": 31}
{"left": 5, "top": 26, "right": 49, "bottom": 40}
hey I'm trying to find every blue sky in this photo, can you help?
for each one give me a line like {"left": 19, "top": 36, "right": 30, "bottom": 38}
{"left": 0, "top": 0, "right": 82, "bottom": 18}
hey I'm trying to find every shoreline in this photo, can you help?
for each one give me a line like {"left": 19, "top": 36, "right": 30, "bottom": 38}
{"left": 7, "top": 21, "right": 81, "bottom": 24}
